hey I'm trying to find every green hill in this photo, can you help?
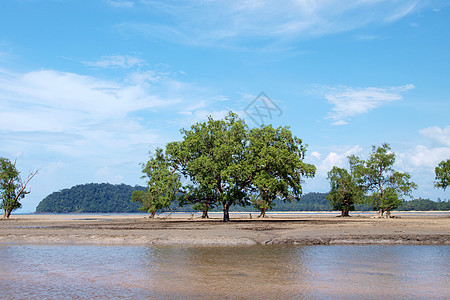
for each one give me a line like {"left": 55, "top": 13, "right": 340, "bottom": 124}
{"left": 35, "top": 183, "right": 145, "bottom": 213}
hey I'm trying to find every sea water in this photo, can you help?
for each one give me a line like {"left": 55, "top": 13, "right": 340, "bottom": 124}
{"left": 0, "top": 245, "right": 448, "bottom": 299}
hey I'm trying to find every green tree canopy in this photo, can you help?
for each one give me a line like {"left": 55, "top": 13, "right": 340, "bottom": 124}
{"left": 435, "top": 158, "right": 450, "bottom": 191}
{"left": 247, "top": 125, "right": 315, "bottom": 217}
{"left": 166, "top": 112, "right": 250, "bottom": 222}
{"left": 141, "top": 112, "right": 317, "bottom": 221}
{"left": 132, "top": 148, "right": 182, "bottom": 218}
{"left": 326, "top": 164, "right": 364, "bottom": 217}
{"left": 1, "top": 157, "right": 38, "bottom": 218}
{"left": 350, "top": 143, "right": 417, "bottom": 218}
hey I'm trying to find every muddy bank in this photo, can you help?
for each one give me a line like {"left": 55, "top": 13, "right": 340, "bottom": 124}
{"left": 0, "top": 214, "right": 448, "bottom": 245}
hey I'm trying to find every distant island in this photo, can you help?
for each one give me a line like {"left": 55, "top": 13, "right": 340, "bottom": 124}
{"left": 36, "top": 183, "right": 145, "bottom": 213}
{"left": 35, "top": 183, "right": 450, "bottom": 213}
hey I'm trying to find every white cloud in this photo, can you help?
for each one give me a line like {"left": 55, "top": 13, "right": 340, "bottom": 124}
{"left": 394, "top": 126, "right": 450, "bottom": 173}
{"left": 385, "top": 2, "right": 418, "bottom": 22}
{"left": 83, "top": 55, "right": 144, "bottom": 69}
{"left": 310, "top": 151, "right": 321, "bottom": 160}
{"left": 323, "top": 84, "right": 415, "bottom": 125}
{"left": 117, "top": 0, "right": 423, "bottom": 48}
{"left": 419, "top": 126, "right": 450, "bottom": 147}
{"left": 0, "top": 69, "right": 177, "bottom": 133}
{"left": 399, "top": 145, "right": 450, "bottom": 170}
{"left": 0, "top": 64, "right": 231, "bottom": 158}
{"left": 311, "top": 145, "right": 363, "bottom": 176}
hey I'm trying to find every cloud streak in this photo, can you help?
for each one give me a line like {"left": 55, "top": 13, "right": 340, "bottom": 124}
{"left": 82, "top": 55, "right": 145, "bottom": 69}
{"left": 115, "top": 0, "right": 422, "bottom": 48}
{"left": 0, "top": 68, "right": 174, "bottom": 133}
{"left": 323, "top": 84, "right": 415, "bottom": 125}
{"left": 106, "top": 0, "right": 135, "bottom": 8}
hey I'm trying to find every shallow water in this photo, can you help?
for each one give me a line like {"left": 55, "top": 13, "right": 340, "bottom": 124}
{"left": 0, "top": 245, "right": 448, "bottom": 299}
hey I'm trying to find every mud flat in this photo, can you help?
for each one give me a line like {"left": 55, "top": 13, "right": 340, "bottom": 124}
{"left": 0, "top": 212, "right": 448, "bottom": 245}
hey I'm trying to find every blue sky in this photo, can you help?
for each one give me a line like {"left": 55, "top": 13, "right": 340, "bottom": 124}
{"left": 1, "top": 0, "right": 449, "bottom": 212}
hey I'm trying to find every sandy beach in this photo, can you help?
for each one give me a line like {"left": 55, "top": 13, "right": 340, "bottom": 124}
{"left": 0, "top": 212, "right": 449, "bottom": 245}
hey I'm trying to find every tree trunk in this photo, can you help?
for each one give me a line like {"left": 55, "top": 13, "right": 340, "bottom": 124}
{"left": 201, "top": 209, "right": 209, "bottom": 219}
{"left": 341, "top": 209, "right": 349, "bottom": 217}
{"left": 3, "top": 209, "right": 12, "bottom": 219}
{"left": 385, "top": 208, "right": 391, "bottom": 218}
{"left": 377, "top": 208, "right": 384, "bottom": 218}
{"left": 258, "top": 208, "right": 266, "bottom": 218}
{"left": 223, "top": 203, "right": 230, "bottom": 222}
{"left": 149, "top": 211, "right": 156, "bottom": 218}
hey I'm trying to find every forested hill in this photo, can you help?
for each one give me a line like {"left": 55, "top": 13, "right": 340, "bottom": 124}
{"left": 35, "top": 183, "right": 145, "bottom": 213}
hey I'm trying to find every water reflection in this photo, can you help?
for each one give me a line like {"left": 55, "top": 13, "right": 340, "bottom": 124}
{"left": 0, "top": 245, "right": 448, "bottom": 298}
{"left": 143, "top": 246, "right": 313, "bottom": 298}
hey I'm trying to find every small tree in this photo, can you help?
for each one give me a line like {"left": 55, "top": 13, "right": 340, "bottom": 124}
{"left": 182, "top": 184, "right": 217, "bottom": 219}
{"left": 435, "top": 158, "right": 450, "bottom": 190}
{"left": 1, "top": 157, "right": 38, "bottom": 219}
{"left": 131, "top": 148, "right": 181, "bottom": 218}
{"left": 351, "top": 143, "right": 417, "bottom": 218}
{"left": 166, "top": 112, "right": 251, "bottom": 222}
{"left": 247, "top": 125, "right": 315, "bottom": 218}
{"left": 250, "top": 193, "right": 275, "bottom": 217}
{"left": 326, "top": 165, "right": 364, "bottom": 217}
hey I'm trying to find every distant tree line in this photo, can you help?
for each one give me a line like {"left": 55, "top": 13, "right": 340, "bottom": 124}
{"left": 397, "top": 198, "right": 450, "bottom": 211}
{"left": 34, "top": 183, "right": 449, "bottom": 213}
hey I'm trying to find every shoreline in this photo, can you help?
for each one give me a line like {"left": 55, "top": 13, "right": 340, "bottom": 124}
{"left": 1, "top": 213, "right": 449, "bottom": 246}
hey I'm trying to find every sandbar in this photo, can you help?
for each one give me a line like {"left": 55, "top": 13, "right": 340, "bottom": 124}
{"left": 0, "top": 212, "right": 449, "bottom": 246}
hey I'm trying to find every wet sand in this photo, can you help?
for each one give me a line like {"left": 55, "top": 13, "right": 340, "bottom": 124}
{"left": 0, "top": 212, "right": 449, "bottom": 245}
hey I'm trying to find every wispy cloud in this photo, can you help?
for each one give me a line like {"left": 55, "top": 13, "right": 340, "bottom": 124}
{"left": 106, "top": 0, "right": 135, "bottom": 8}
{"left": 356, "top": 35, "right": 382, "bottom": 41}
{"left": 0, "top": 55, "right": 243, "bottom": 157}
{"left": 0, "top": 69, "right": 173, "bottom": 133}
{"left": 82, "top": 55, "right": 145, "bottom": 69}
{"left": 116, "top": 0, "right": 423, "bottom": 48}
{"left": 322, "top": 84, "right": 415, "bottom": 125}
{"left": 0, "top": 62, "right": 234, "bottom": 161}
